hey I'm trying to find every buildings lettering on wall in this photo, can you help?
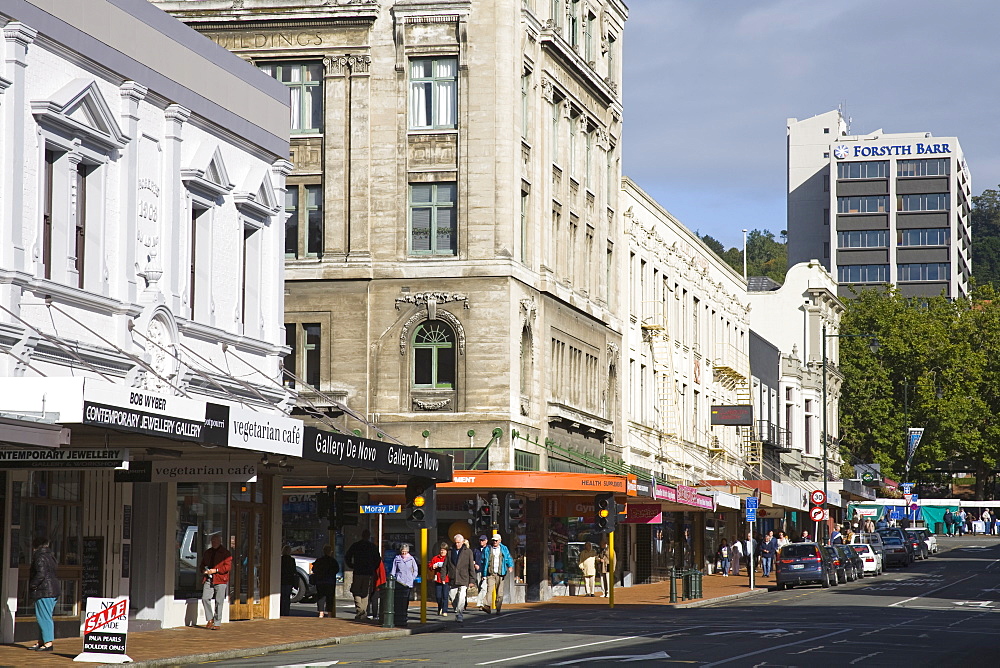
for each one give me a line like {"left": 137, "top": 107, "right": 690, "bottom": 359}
{"left": 787, "top": 109, "right": 972, "bottom": 299}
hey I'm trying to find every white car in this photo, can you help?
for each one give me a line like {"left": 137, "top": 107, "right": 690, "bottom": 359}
{"left": 849, "top": 543, "right": 883, "bottom": 576}
{"left": 905, "top": 527, "right": 938, "bottom": 554}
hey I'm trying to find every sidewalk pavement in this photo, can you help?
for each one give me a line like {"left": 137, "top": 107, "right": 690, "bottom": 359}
{"left": 0, "top": 572, "right": 774, "bottom": 666}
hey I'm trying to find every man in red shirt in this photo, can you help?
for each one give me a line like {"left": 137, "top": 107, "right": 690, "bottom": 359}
{"left": 200, "top": 534, "right": 231, "bottom": 630}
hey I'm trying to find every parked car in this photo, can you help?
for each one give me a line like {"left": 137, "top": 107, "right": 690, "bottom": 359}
{"left": 835, "top": 544, "right": 864, "bottom": 580}
{"left": 877, "top": 528, "right": 915, "bottom": 564}
{"left": 905, "top": 527, "right": 939, "bottom": 554}
{"left": 881, "top": 536, "right": 911, "bottom": 567}
{"left": 904, "top": 530, "right": 930, "bottom": 560}
{"left": 851, "top": 543, "right": 883, "bottom": 576}
{"left": 849, "top": 532, "right": 885, "bottom": 561}
{"left": 775, "top": 542, "right": 835, "bottom": 590}
{"left": 291, "top": 555, "right": 317, "bottom": 603}
{"left": 822, "top": 545, "right": 849, "bottom": 584}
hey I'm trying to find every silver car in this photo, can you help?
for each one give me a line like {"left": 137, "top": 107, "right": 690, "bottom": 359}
{"left": 905, "top": 527, "right": 938, "bottom": 555}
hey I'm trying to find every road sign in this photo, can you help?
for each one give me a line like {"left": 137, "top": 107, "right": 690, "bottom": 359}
{"left": 809, "top": 506, "right": 824, "bottom": 522}
{"left": 901, "top": 482, "right": 914, "bottom": 494}
{"left": 359, "top": 504, "right": 401, "bottom": 514}
{"left": 911, "top": 503, "right": 919, "bottom": 511}
{"left": 903, "top": 493, "right": 912, "bottom": 505}
{"left": 810, "top": 490, "right": 826, "bottom": 505}
{"left": 745, "top": 496, "right": 759, "bottom": 509}
{"left": 890, "top": 508, "right": 901, "bottom": 520}
{"left": 910, "top": 493, "right": 920, "bottom": 502}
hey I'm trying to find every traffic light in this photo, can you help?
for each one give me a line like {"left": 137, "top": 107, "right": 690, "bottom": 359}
{"left": 405, "top": 477, "right": 437, "bottom": 529}
{"left": 331, "top": 487, "right": 359, "bottom": 531}
{"left": 595, "top": 492, "right": 617, "bottom": 533}
{"left": 474, "top": 495, "right": 493, "bottom": 534}
{"left": 503, "top": 493, "right": 524, "bottom": 534}
{"left": 315, "top": 490, "right": 331, "bottom": 518}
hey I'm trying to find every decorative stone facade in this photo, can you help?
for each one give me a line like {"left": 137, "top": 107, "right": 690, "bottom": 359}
{"left": 157, "top": 0, "right": 629, "bottom": 469}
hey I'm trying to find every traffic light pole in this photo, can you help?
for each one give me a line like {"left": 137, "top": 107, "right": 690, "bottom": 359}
{"left": 420, "top": 527, "right": 428, "bottom": 624}
{"left": 608, "top": 530, "right": 615, "bottom": 609}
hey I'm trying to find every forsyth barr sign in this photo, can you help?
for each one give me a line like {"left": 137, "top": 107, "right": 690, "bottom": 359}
{"left": 835, "top": 142, "right": 951, "bottom": 158}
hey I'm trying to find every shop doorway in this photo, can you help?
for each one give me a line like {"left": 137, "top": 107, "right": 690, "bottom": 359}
{"left": 229, "top": 483, "right": 269, "bottom": 621}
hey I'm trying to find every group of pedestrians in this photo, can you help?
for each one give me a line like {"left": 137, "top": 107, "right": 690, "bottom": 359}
{"left": 430, "top": 532, "right": 514, "bottom": 622}
{"left": 716, "top": 530, "right": 785, "bottom": 578}
{"left": 944, "top": 507, "right": 997, "bottom": 535}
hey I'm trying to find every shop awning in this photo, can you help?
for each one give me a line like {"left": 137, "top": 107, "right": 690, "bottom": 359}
{"left": 0, "top": 414, "right": 70, "bottom": 448}
{"left": 437, "top": 470, "right": 631, "bottom": 494}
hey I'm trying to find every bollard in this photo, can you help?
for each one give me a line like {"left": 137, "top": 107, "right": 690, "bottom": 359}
{"left": 681, "top": 569, "right": 691, "bottom": 600}
{"left": 693, "top": 570, "right": 703, "bottom": 599}
{"left": 669, "top": 567, "right": 677, "bottom": 603}
{"left": 382, "top": 575, "right": 396, "bottom": 628}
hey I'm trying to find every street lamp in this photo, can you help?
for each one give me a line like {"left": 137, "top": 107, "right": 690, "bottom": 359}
{"left": 821, "top": 324, "right": 879, "bottom": 542}
{"left": 902, "top": 376, "right": 944, "bottom": 482}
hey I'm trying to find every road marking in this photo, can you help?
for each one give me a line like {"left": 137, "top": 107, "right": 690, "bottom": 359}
{"left": 850, "top": 652, "right": 881, "bottom": 664}
{"left": 889, "top": 574, "right": 976, "bottom": 607}
{"left": 700, "top": 629, "right": 851, "bottom": 667}
{"left": 954, "top": 601, "right": 995, "bottom": 607}
{"left": 550, "top": 650, "right": 671, "bottom": 664}
{"left": 276, "top": 662, "right": 339, "bottom": 667}
{"left": 469, "top": 609, "right": 534, "bottom": 624}
{"left": 462, "top": 630, "right": 562, "bottom": 640}
{"left": 476, "top": 626, "right": 703, "bottom": 666}
{"left": 706, "top": 629, "right": 789, "bottom": 636}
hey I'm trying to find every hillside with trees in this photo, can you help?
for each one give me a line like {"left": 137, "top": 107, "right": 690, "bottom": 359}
{"left": 698, "top": 229, "right": 788, "bottom": 284}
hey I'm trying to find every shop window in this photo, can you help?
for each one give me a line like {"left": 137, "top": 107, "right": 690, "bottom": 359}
{"left": 514, "top": 449, "right": 540, "bottom": 471}
{"left": 412, "top": 322, "right": 456, "bottom": 389}
{"left": 15, "top": 472, "right": 83, "bottom": 618}
{"left": 427, "top": 448, "right": 488, "bottom": 470}
{"left": 175, "top": 482, "right": 229, "bottom": 600}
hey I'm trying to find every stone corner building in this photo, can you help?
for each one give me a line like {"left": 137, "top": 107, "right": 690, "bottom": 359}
{"left": 156, "top": 0, "right": 629, "bottom": 471}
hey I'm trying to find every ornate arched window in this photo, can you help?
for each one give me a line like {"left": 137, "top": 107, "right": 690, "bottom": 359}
{"left": 412, "top": 322, "right": 456, "bottom": 389}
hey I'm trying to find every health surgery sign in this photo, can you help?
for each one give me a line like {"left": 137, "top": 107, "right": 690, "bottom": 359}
{"left": 303, "top": 427, "right": 453, "bottom": 481}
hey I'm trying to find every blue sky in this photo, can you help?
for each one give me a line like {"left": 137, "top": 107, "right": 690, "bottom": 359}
{"left": 622, "top": 0, "right": 1000, "bottom": 249}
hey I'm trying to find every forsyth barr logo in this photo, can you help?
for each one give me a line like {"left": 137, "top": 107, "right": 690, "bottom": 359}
{"left": 833, "top": 145, "right": 850, "bottom": 159}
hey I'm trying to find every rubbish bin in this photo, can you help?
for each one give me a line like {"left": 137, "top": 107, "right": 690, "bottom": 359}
{"left": 935, "top": 522, "right": 944, "bottom": 535}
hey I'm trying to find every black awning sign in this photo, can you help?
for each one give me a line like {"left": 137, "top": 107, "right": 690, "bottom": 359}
{"left": 303, "top": 427, "right": 453, "bottom": 482}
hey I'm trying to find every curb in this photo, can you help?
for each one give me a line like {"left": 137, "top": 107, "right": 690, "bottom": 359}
{"left": 672, "top": 587, "right": 769, "bottom": 609}
{"left": 114, "top": 622, "right": 447, "bottom": 667}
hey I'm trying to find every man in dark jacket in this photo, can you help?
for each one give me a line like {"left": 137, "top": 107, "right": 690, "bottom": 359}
{"left": 445, "top": 533, "right": 477, "bottom": 623}
{"left": 759, "top": 531, "right": 778, "bottom": 577}
{"left": 345, "top": 530, "right": 381, "bottom": 621}
{"left": 200, "top": 534, "right": 232, "bottom": 630}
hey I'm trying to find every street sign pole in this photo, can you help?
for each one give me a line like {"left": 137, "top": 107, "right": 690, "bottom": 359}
{"left": 420, "top": 527, "right": 428, "bottom": 624}
{"left": 609, "top": 530, "right": 616, "bottom": 609}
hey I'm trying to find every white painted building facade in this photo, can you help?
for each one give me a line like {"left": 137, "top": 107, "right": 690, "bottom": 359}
{"left": 0, "top": 0, "right": 291, "bottom": 640}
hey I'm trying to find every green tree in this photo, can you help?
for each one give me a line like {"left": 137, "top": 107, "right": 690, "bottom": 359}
{"left": 838, "top": 286, "right": 1000, "bottom": 498}
{"left": 972, "top": 187, "right": 1000, "bottom": 290}
{"left": 697, "top": 229, "right": 788, "bottom": 284}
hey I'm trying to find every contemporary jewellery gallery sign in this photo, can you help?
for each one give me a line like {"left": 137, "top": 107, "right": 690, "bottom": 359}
{"left": 303, "top": 427, "right": 453, "bottom": 482}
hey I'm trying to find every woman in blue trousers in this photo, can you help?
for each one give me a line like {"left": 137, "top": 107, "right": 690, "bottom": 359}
{"left": 28, "top": 536, "right": 61, "bottom": 652}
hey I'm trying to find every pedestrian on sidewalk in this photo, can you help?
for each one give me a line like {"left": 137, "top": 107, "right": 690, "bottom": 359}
{"left": 863, "top": 517, "right": 876, "bottom": 534}
{"left": 429, "top": 542, "right": 451, "bottom": 616}
{"left": 596, "top": 542, "right": 610, "bottom": 596}
{"left": 716, "top": 539, "right": 731, "bottom": 577}
{"left": 799, "top": 529, "right": 812, "bottom": 543}
{"left": 482, "top": 533, "right": 515, "bottom": 615}
{"left": 280, "top": 545, "right": 296, "bottom": 616}
{"left": 776, "top": 531, "right": 790, "bottom": 549}
{"left": 313, "top": 544, "right": 339, "bottom": 618}
{"left": 390, "top": 544, "right": 418, "bottom": 627}
{"left": 473, "top": 535, "right": 488, "bottom": 609}
{"left": 446, "top": 533, "right": 477, "bottom": 623}
{"left": 27, "top": 536, "right": 60, "bottom": 652}
{"left": 578, "top": 542, "right": 598, "bottom": 596}
{"left": 742, "top": 532, "right": 758, "bottom": 580}
{"left": 730, "top": 536, "right": 742, "bottom": 576}
{"left": 370, "top": 557, "right": 387, "bottom": 621}
{"left": 944, "top": 508, "right": 954, "bottom": 536}
{"left": 345, "top": 529, "right": 382, "bottom": 622}
{"left": 200, "top": 534, "right": 231, "bottom": 631}
{"left": 958, "top": 509, "right": 967, "bottom": 535}
{"left": 830, "top": 525, "right": 844, "bottom": 545}
{"left": 760, "top": 531, "right": 777, "bottom": 577}
{"left": 983, "top": 509, "right": 993, "bottom": 535}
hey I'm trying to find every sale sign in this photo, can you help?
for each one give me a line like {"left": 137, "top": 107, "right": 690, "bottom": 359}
{"left": 75, "top": 597, "right": 132, "bottom": 663}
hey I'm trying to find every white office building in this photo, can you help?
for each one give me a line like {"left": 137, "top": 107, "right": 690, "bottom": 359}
{"left": 787, "top": 110, "right": 971, "bottom": 299}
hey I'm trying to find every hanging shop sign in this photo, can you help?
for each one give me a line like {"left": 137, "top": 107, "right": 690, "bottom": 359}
{"left": 75, "top": 597, "right": 132, "bottom": 663}
{"left": 114, "top": 460, "right": 258, "bottom": 483}
{"left": 0, "top": 448, "right": 127, "bottom": 469}
{"left": 83, "top": 384, "right": 208, "bottom": 442}
{"left": 653, "top": 483, "right": 676, "bottom": 502}
{"left": 677, "top": 485, "right": 715, "bottom": 510}
{"left": 628, "top": 477, "right": 653, "bottom": 498}
{"left": 303, "top": 426, "right": 453, "bottom": 482}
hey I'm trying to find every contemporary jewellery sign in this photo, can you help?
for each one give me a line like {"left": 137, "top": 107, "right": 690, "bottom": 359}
{"left": 303, "top": 426, "right": 453, "bottom": 482}
{"left": 0, "top": 448, "right": 128, "bottom": 469}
